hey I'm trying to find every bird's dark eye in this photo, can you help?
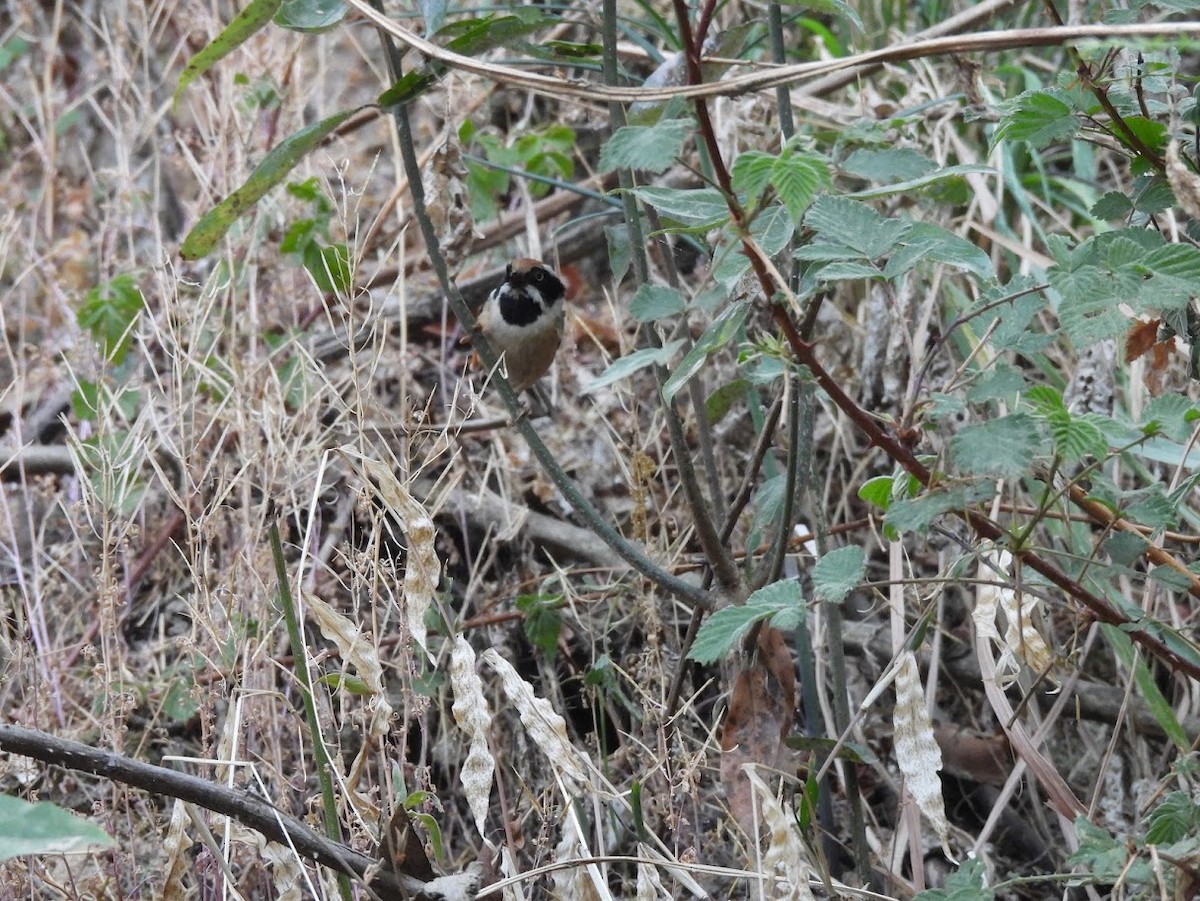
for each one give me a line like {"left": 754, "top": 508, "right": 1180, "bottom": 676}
{"left": 533, "top": 269, "right": 545, "bottom": 282}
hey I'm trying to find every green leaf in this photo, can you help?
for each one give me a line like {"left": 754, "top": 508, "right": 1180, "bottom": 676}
{"left": 181, "top": 106, "right": 367, "bottom": 260}
{"left": 886, "top": 481, "right": 998, "bottom": 533}
{"left": 1102, "top": 623, "right": 1190, "bottom": 753}
{"left": 992, "top": 89, "right": 1080, "bottom": 149}
{"left": 1091, "top": 191, "right": 1133, "bottom": 219}
{"left": 1102, "top": 531, "right": 1148, "bottom": 567}
{"left": 812, "top": 545, "right": 865, "bottom": 604}
{"left": 317, "top": 672, "right": 371, "bottom": 695}
{"left": 629, "top": 284, "right": 685, "bottom": 322}
{"left": 0, "top": 795, "right": 115, "bottom": 862}
{"left": 858, "top": 475, "right": 895, "bottom": 511}
{"left": 731, "top": 151, "right": 777, "bottom": 203}
{"left": 1049, "top": 264, "right": 1128, "bottom": 344}
{"left": 600, "top": 119, "right": 690, "bottom": 174}
{"left": 846, "top": 164, "right": 994, "bottom": 201}
{"left": 77, "top": 274, "right": 145, "bottom": 365}
{"left": 662, "top": 303, "right": 749, "bottom": 402}
{"left": 689, "top": 581, "right": 804, "bottom": 664}
{"left": 377, "top": 71, "right": 438, "bottom": 108}
{"left": 705, "top": 379, "right": 751, "bottom": 423}
{"left": 912, "top": 858, "right": 993, "bottom": 900}
{"left": 950, "top": 414, "right": 1042, "bottom": 479}
{"left": 1142, "top": 394, "right": 1200, "bottom": 442}
{"left": 771, "top": 148, "right": 830, "bottom": 224}
{"left": 1069, "top": 818, "right": 1153, "bottom": 884}
{"left": 1133, "top": 175, "right": 1175, "bottom": 214}
{"left": 439, "top": 12, "right": 559, "bottom": 56}
{"left": 771, "top": 0, "right": 863, "bottom": 30}
{"left": 1145, "top": 792, "right": 1200, "bottom": 845}
{"left": 631, "top": 186, "right": 729, "bottom": 227}
{"left": 581, "top": 341, "right": 684, "bottom": 394}
{"left": 884, "top": 221, "right": 993, "bottom": 280}
{"left": 840, "top": 148, "right": 936, "bottom": 183}
{"left": 516, "top": 593, "right": 563, "bottom": 659}
{"left": 804, "top": 195, "right": 910, "bottom": 260}
{"left": 814, "top": 260, "right": 882, "bottom": 281}
{"left": 274, "top": 0, "right": 347, "bottom": 32}
{"left": 175, "top": 0, "right": 282, "bottom": 103}
{"left": 303, "top": 242, "right": 352, "bottom": 294}
{"left": 606, "top": 224, "right": 631, "bottom": 285}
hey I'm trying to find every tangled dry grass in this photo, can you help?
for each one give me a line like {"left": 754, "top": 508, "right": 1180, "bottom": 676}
{"left": 3, "top": 1, "right": 1200, "bottom": 899}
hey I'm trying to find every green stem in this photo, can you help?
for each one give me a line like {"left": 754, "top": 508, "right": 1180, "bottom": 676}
{"left": 269, "top": 522, "right": 353, "bottom": 901}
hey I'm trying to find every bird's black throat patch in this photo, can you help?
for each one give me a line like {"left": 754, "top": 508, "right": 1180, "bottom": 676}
{"left": 498, "top": 290, "right": 545, "bottom": 327}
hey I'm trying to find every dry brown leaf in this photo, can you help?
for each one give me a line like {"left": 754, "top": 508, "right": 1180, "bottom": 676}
{"left": 481, "top": 648, "right": 588, "bottom": 791}
{"left": 893, "top": 650, "right": 951, "bottom": 852}
{"left": 338, "top": 446, "right": 440, "bottom": 661}
{"left": 719, "top": 628, "right": 796, "bottom": 835}
{"left": 450, "top": 637, "right": 496, "bottom": 838}
{"left": 745, "top": 767, "right": 817, "bottom": 901}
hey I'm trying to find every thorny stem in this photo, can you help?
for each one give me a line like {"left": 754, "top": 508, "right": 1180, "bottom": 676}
{"left": 667, "top": 0, "right": 1200, "bottom": 680}
{"left": 371, "top": 4, "right": 710, "bottom": 610}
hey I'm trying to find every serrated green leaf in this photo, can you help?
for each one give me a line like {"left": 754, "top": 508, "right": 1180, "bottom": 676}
{"left": 175, "top": 0, "right": 282, "bottom": 103}
{"left": 629, "top": 284, "right": 685, "bottom": 322}
{"left": 1046, "top": 410, "right": 1108, "bottom": 462}
{"left": 1091, "top": 191, "right": 1133, "bottom": 219}
{"left": 274, "top": 0, "right": 347, "bottom": 32}
{"left": 1049, "top": 264, "right": 1128, "bottom": 344}
{"left": 771, "top": 149, "right": 830, "bottom": 224}
{"left": 993, "top": 89, "right": 1080, "bottom": 149}
{"left": 180, "top": 106, "right": 367, "bottom": 260}
{"left": 815, "top": 260, "right": 882, "bottom": 281}
{"left": 950, "top": 414, "right": 1042, "bottom": 478}
{"left": 912, "top": 858, "right": 993, "bottom": 900}
{"left": 1103, "top": 531, "right": 1149, "bottom": 567}
{"left": 1145, "top": 792, "right": 1200, "bottom": 845}
{"left": 840, "top": 147, "right": 936, "bottom": 183}
{"left": 884, "top": 221, "right": 993, "bottom": 280}
{"left": 886, "top": 481, "right": 998, "bottom": 533}
{"left": 1142, "top": 394, "right": 1200, "bottom": 442}
{"left": 600, "top": 119, "right": 691, "bottom": 174}
{"left": 812, "top": 545, "right": 865, "bottom": 604}
{"left": 581, "top": 340, "right": 685, "bottom": 394}
{"left": 731, "top": 151, "right": 776, "bottom": 201}
{"left": 689, "top": 603, "right": 778, "bottom": 663}
{"left": 804, "top": 195, "right": 910, "bottom": 260}
{"left": 0, "top": 795, "right": 115, "bottom": 862}
{"left": 1119, "top": 115, "right": 1169, "bottom": 155}
{"left": 1125, "top": 486, "right": 1178, "bottom": 530}
{"left": 631, "top": 186, "right": 729, "bottom": 227}
{"left": 77, "top": 274, "right": 145, "bottom": 365}
{"left": 1133, "top": 175, "right": 1175, "bottom": 214}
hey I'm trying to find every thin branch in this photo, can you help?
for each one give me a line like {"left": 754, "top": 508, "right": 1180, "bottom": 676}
{"left": 343, "top": 3, "right": 1200, "bottom": 107}
{"left": 0, "top": 725, "right": 468, "bottom": 899}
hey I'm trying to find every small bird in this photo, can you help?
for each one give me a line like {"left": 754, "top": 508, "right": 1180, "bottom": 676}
{"left": 473, "top": 258, "right": 567, "bottom": 394}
